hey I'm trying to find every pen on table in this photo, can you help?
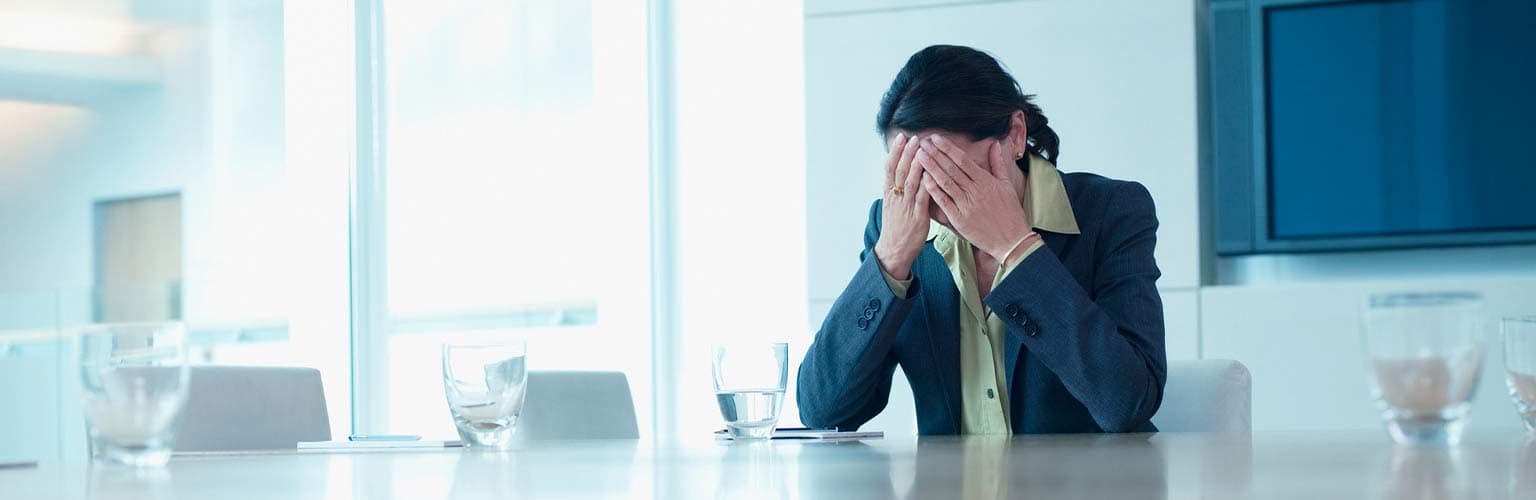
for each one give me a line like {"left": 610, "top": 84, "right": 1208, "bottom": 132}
{"left": 348, "top": 434, "right": 422, "bottom": 442}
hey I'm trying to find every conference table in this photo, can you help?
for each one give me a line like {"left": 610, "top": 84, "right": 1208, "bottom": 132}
{"left": 3, "top": 431, "right": 1533, "bottom": 499}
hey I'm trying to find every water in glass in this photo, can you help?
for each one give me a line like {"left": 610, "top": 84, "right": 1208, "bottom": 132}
{"left": 712, "top": 342, "right": 788, "bottom": 439}
{"left": 716, "top": 389, "right": 786, "bottom": 436}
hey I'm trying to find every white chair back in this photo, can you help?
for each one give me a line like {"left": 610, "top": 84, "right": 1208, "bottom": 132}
{"left": 177, "top": 366, "right": 331, "bottom": 451}
{"left": 515, "top": 371, "right": 639, "bottom": 441}
{"left": 1152, "top": 359, "right": 1252, "bottom": 432}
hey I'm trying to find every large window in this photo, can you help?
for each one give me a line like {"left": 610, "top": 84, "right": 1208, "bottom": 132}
{"left": 366, "top": 0, "right": 653, "bottom": 438}
{"left": 0, "top": 0, "right": 809, "bottom": 460}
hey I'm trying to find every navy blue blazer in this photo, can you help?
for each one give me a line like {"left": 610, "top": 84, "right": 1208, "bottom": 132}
{"left": 797, "top": 172, "right": 1166, "bottom": 434}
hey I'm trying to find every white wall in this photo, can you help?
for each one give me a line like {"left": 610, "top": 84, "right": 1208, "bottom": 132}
{"left": 0, "top": 2, "right": 293, "bottom": 327}
{"left": 804, "top": 0, "right": 1201, "bottom": 434}
{"left": 1209, "top": 239, "right": 1536, "bottom": 433}
{"left": 0, "top": 1, "right": 356, "bottom": 460}
{"left": 803, "top": 0, "right": 1536, "bottom": 434}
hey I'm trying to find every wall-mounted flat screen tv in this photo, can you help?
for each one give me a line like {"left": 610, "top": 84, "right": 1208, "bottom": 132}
{"left": 1206, "top": 0, "right": 1536, "bottom": 254}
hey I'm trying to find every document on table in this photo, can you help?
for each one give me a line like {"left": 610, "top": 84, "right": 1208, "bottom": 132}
{"left": 713, "top": 428, "right": 883, "bottom": 441}
{"left": 297, "top": 440, "right": 464, "bottom": 451}
{"left": 169, "top": 441, "right": 463, "bottom": 458}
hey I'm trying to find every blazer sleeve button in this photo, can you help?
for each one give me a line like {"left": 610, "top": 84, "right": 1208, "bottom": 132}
{"left": 867, "top": 298, "right": 881, "bottom": 311}
{"left": 1004, "top": 303, "right": 1020, "bottom": 318}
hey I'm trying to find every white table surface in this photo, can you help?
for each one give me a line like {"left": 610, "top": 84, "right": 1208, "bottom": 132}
{"left": 2, "top": 431, "right": 1533, "bottom": 499}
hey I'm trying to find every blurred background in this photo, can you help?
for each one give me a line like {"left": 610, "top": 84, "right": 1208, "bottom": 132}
{"left": 2, "top": 0, "right": 1533, "bottom": 462}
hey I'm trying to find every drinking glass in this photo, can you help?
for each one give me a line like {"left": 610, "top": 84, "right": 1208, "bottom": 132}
{"left": 79, "top": 323, "right": 190, "bottom": 466}
{"left": 1503, "top": 316, "right": 1536, "bottom": 433}
{"left": 442, "top": 341, "right": 527, "bottom": 449}
{"left": 1361, "top": 292, "right": 1487, "bottom": 445}
{"left": 712, "top": 342, "right": 788, "bottom": 439}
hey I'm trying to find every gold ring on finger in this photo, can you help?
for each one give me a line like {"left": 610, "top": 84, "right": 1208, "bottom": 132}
{"left": 890, "top": 186, "right": 905, "bottom": 197}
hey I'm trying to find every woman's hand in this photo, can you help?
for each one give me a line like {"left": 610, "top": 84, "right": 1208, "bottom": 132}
{"left": 873, "top": 133, "right": 930, "bottom": 280}
{"left": 917, "top": 136, "right": 1034, "bottom": 262}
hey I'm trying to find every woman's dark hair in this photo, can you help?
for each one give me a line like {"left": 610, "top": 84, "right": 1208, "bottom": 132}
{"left": 875, "top": 45, "right": 1061, "bottom": 166}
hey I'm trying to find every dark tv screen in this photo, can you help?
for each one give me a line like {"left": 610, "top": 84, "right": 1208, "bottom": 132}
{"left": 1265, "top": 0, "right": 1536, "bottom": 241}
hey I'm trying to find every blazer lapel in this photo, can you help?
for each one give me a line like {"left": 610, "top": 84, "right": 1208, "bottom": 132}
{"left": 917, "top": 246, "right": 963, "bottom": 433}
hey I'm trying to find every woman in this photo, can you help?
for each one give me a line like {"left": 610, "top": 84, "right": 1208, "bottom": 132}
{"left": 797, "top": 45, "right": 1166, "bottom": 434}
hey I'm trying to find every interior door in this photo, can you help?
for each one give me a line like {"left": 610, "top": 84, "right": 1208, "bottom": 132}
{"left": 95, "top": 193, "right": 183, "bottom": 323}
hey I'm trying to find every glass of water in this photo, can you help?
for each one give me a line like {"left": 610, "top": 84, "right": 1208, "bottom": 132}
{"left": 1504, "top": 316, "right": 1536, "bottom": 433}
{"left": 1361, "top": 292, "right": 1487, "bottom": 445}
{"left": 712, "top": 342, "right": 788, "bottom": 439}
{"left": 442, "top": 341, "right": 527, "bottom": 449}
{"left": 79, "top": 323, "right": 190, "bottom": 466}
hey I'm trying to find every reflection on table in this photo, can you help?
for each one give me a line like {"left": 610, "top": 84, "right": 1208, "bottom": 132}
{"left": 1, "top": 431, "right": 1532, "bottom": 499}
{"left": 798, "top": 434, "right": 1167, "bottom": 500}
